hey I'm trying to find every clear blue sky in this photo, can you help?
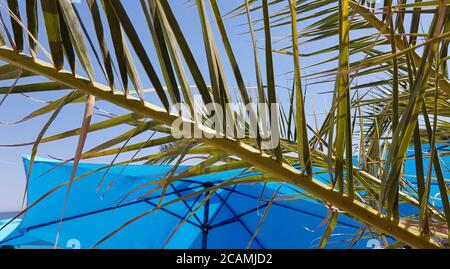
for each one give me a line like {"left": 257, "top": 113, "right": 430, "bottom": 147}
{"left": 0, "top": 0, "right": 335, "bottom": 212}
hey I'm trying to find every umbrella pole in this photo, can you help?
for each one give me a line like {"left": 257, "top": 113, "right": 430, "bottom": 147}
{"left": 201, "top": 184, "right": 212, "bottom": 249}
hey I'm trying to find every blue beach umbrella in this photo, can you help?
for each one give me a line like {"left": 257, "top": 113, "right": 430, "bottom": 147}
{"left": 403, "top": 144, "right": 450, "bottom": 208}
{"left": 0, "top": 156, "right": 373, "bottom": 249}
{"left": 2, "top": 146, "right": 449, "bottom": 249}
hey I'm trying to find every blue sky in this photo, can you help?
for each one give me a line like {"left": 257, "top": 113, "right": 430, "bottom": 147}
{"left": 0, "top": 0, "right": 336, "bottom": 212}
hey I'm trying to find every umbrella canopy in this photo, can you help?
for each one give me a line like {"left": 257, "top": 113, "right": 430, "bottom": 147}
{"left": 0, "top": 156, "right": 374, "bottom": 249}
{"left": 1, "top": 145, "right": 448, "bottom": 249}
